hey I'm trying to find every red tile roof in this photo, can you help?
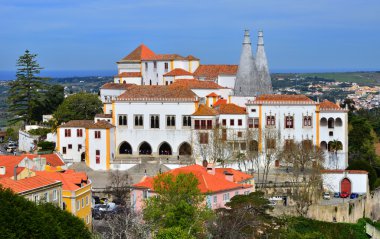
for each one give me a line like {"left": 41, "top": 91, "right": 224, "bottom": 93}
{"left": 192, "top": 104, "right": 219, "bottom": 116}
{"left": 215, "top": 103, "right": 246, "bottom": 115}
{"left": 251, "top": 94, "right": 315, "bottom": 105}
{"left": 214, "top": 168, "right": 253, "bottom": 183}
{"left": 89, "top": 120, "right": 115, "bottom": 129}
{"left": 321, "top": 170, "right": 368, "bottom": 174}
{"left": 171, "top": 79, "right": 224, "bottom": 89}
{"left": 120, "top": 44, "right": 155, "bottom": 62}
{"left": 21, "top": 154, "right": 65, "bottom": 167}
{"left": 0, "top": 175, "right": 61, "bottom": 194}
{"left": 206, "top": 92, "right": 219, "bottom": 97}
{"left": 117, "top": 72, "right": 142, "bottom": 77}
{"left": 101, "top": 82, "right": 135, "bottom": 90}
{"left": 163, "top": 68, "right": 193, "bottom": 77}
{"left": 0, "top": 155, "right": 27, "bottom": 178}
{"left": 58, "top": 120, "right": 94, "bottom": 128}
{"left": 95, "top": 114, "right": 112, "bottom": 118}
{"left": 133, "top": 164, "right": 252, "bottom": 193}
{"left": 320, "top": 99, "right": 341, "bottom": 109}
{"left": 36, "top": 170, "right": 89, "bottom": 191}
{"left": 194, "top": 65, "right": 238, "bottom": 80}
{"left": 117, "top": 85, "right": 197, "bottom": 101}
{"left": 213, "top": 99, "right": 227, "bottom": 107}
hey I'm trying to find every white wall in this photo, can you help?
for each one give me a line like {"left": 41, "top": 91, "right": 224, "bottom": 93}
{"left": 18, "top": 130, "right": 38, "bottom": 153}
{"left": 322, "top": 172, "right": 368, "bottom": 194}
{"left": 217, "top": 75, "right": 236, "bottom": 89}
{"left": 58, "top": 127, "right": 86, "bottom": 162}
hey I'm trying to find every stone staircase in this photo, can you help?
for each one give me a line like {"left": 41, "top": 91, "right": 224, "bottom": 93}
{"left": 126, "top": 157, "right": 171, "bottom": 184}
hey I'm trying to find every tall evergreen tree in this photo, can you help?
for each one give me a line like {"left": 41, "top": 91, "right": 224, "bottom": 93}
{"left": 8, "top": 50, "right": 47, "bottom": 125}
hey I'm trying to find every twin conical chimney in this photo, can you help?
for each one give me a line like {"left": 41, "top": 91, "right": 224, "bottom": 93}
{"left": 234, "top": 29, "right": 273, "bottom": 96}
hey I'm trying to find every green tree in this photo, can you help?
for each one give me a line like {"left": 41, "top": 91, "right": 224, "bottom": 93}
{"left": 156, "top": 227, "right": 195, "bottom": 239}
{"left": 8, "top": 50, "right": 47, "bottom": 125}
{"left": 210, "top": 191, "right": 279, "bottom": 238}
{"left": 0, "top": 187, "right": 91, "bottom": 239}
{"left": 143, "top": 173, "right": 212, "bottom": 238}
{"left": 347, "top": 160, "right": 377, "bottom": 190}
{"left": 53, "top": 92, "right": 103, "bottom": 125}
{"left": 31, "top": 85, "right": 64, "bottom": 122}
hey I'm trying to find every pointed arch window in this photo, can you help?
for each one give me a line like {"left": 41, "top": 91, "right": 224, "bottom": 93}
{"left": 151, "top": 115, "right": 160, "bottom": 129}
{"left": 118, "top": 115, "right": 127, "bottom": 126}
{"left": 134, "top": 115, "right": 143, "bottom": 127}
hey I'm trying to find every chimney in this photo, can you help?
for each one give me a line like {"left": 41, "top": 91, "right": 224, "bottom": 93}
{"left": 0, "top": 166, "right": 6, "bottom": 175}
{"left": 206, "top": 163, "right": 215, "bottom": 175}
{"left": 14, "top": 165, "right": 18, "bottom": 181}
{"left": 224, "top": 171, "right": 234, "bottom": 182}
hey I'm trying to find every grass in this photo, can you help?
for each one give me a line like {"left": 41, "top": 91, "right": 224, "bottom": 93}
{"left": 300, "top": 72, "right": 380, "bottom": 84}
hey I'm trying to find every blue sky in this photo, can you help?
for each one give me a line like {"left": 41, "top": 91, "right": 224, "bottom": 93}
{"left": 0, "top": 0, "right": 379, "bottom": 76}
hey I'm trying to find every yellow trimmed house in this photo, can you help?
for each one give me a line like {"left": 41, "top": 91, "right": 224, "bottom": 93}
{"left": 36, "top": 170, "right": 93, "bottom": 228}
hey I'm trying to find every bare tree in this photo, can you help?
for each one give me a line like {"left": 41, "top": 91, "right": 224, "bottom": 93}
{"left": 93, "top": 210, "right": 152, "bottom": 239}
{"left": 106, "top": 170, "right": 132, "bottom": 204}
{"left": 280, "top": 140, "right": 325, "bottom": 216}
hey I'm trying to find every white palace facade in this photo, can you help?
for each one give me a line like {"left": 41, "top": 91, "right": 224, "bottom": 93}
{"left": 56, "top": 30, "right": 349, "bottom": 171}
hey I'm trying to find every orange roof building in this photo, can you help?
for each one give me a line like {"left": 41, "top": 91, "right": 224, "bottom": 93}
{"left": 131, "top": 164, "right": 254, "bottom": 211}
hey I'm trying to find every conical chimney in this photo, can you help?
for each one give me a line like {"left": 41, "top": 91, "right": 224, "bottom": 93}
{"left": 255, "top": 30, "right": 273, "bottom": 94}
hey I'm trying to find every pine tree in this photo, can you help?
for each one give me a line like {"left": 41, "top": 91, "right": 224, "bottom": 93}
{"left": 8, "top": 50, "right": 47, "bottom": 125}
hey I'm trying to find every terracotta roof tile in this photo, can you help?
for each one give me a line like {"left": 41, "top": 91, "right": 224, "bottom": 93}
{"left": 57, "top": 120, "right": 94, "bottom": 128}
{"left": 192, "top": 104, "right": 219, "bottom": 116}
{"left": 320, "top": 99, "right": 341, "bottom": 109}
{"left": 101, "top": 82, "right": 135, "bottom": 90}
{"left": 95, "top": 114, "right": 112, "bottom": 118}
{"left": 214, "top": 168, "right": 254, "bottom": 183}
{"left": 215, "top": 103, "right": 246, "bottom": 115}
{"left": 251, "top": 94, "right": 315, "bottom": 104}
{"left": 171, "top": 79, "right": 224, "bottom": 89}
{"left": 163, "top": 68, "right": 193, "bottom": 76}
{"left": 120, "top": 44, "right": 155, "bottom": 62}
{"left": 21, "top": 154, "right": 65, "bottom": 167}
{"left": 186, "top": 55, "right": 200, "bottom": 61}
{"left": 133, "top": 164, "right": 252, "bottom": 193}
{"left": 213, "top": 99, "right": 227, "bottom": 107}
{"left": 194, "top": 65, "right": 238, "bottom": 80}
{"left": 117, "top": 85, "right": 197, "bottom": 101}
{"left": 0, "top": 155, "right": 25, "bottom": 178}
{"left": 206, "top": 92, "right": 219, "bottom": 97}
{"left": 36, "top": 170, "right": 89, "bottom": 191}
{"left": 321, "top": 170, "right": 368, "bottom": 174}
{"left": 89, "top": 120, "right": 115, "bottom": 129}
{"left": 144, "top": 54, "right": 187, "bottom": 61}
{"left": 0, "top": 175, "right": 61, "bottom": 194}
{"left": 116, "top": 72, "right": 142, "bottom": 77}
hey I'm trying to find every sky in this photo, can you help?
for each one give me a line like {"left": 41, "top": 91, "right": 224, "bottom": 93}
{"left": 0, "top": 0, "right": 379, "bottom": 78}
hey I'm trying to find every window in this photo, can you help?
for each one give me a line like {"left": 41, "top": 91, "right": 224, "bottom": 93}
{"left": 223, "top": 193, "right": 230, "bottom": 202}
{"left": 285, "top": 116, "right": 294, "bottom": 129}
{"left": 329, "top": 131, "right": 333, "bottom": 136}
{"left": 134, "top": 115, "right": 143, "bottom": 127}
{"left": 164, "top": 62, "right": 169, "bottom": 72}
{"left": 182, "top": 116, "right": 191, "bottom": 127}
{"left": 222, "top": 129, "right": 227, "bottom": 141}
{"left": 53, "top": 190, "right": 57, "bottom": 201}
{"left": 240, "top": 142, "right": 246, "bottom": 150}
{"left": 284, "top": 139, "right": 294, "bottom": 151}
{"left": 118, "top": 115, "right": 127, "bottom": 126}
{"left": 238, "top": 119, "right": 242, "bottom": 126}
{"left": 143, "top": 190, "right": 148, "bottom": 199}
{"left": 251, "top": 109, "right": 256, "bottom": 112}
{"left": 266, "top": 116, "right": 275, "bottom": 127}
{"left": 62, "top": 147, "right": 67, "bottom": 154}
{"left": 213, "top": 195, "right": 217, "bottom": 203}
{"left": 82, "top": 198, "right": 84, "bottom": 208}
{"left": 230, "top": 119, "right": 235, "bottom": 126}
{"left": 222, "top": 119, "right": 226, "bottom": 126}
{"left": 78, "top": 144, "right": 82, "bottom": 151}
{"left": 150, "top": 115, "right": 160, "bottom": 128}
{"left": 244, "top": 191, "right": 249, "bottom": 195}
{"left": 194, "top": 120, "right": 212, "bottom": 129}
{"left": 94, "top": 131, "right": 101, "bottom": 139}
{"left": 64, "top": 129, "right": 71, "bottom": 137}
{"left": 96, "top": 150, "right": 100, "bottom": 164}
{"left": 34, "top": 195, "right": 39, "bottom": 203}
{"left": 195, "top": 120, "right": 200, "bottom": 129}
{"left": 76, "top": 129, "right": 83, "bottom": 137}
{"left": 86, "top": 196, "right": 89, "bottom": 205}
{"left": 199, "top": 132, "right": 209, "bottom": 144}
{"left": 166, "top": 115, "right": 176, "bottom": 127}
{"left": 153, "top": 61, "right": 157, "bottom": 69}
{"left": 68, "top": 144, "right": 72, "bottom": 149}
{"left": 145, "top": 62, "right": 148, "bottom": 70}
{"left": 207, "top": 120, "right": 212, "bottom": 129}
{"left": 254, "top": 118, "right": 259, "bottom": 128}
{"left": 76, "top": 200, "right": 80, "bottom": 210}
{"left": 266, "top": 138, "right": 276, "bottom": 149}
{"left": 237, "top": 131, "right": 243, "bottom": 138}
{"left": 44, "top": 192, "right": 49, "bottom": 202}
{"left": 235, "top": 191, "right": 239, "bottom": 196}
{"left": 303, "top": 116, "right": 312, "bottom": 127}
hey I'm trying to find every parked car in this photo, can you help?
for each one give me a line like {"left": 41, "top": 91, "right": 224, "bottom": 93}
{"left": 340, "top": 192, "right": 350, "bottom": 198}
{"left": 268, "top": 200, "right": 276, "bottom": 206}
{"left": 92, "top": 204, "right": 107, "bottom": 220}
{"left": 323, "top": 192, "right": 331, "bottom": 200}
{"left": 333, "top": 192, "right": 340, "bottom": 198}
{"left": 350, "top": 193, "right": 359, "bottom": 199}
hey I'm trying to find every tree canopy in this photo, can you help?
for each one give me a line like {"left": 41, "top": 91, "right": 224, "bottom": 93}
{"left": 53, "top": 92, "right": 103, "bottom": 125}
{"left": 7, "top": 50, "right": 47, "bottom": 124}
{"left": 143, "top": 173, "right": 212, "bottom": 238}
{"left": 0, "top": 187, "right": 91, "bottom": 239}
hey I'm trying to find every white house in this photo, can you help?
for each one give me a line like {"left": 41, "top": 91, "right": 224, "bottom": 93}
{"left": 322, "top": 170, "right": 368, "bottom": 194}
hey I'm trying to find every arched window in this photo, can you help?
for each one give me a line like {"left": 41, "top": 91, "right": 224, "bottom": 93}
{"left": 139, "top": 142, "right": 152, "bottom": 155}
{"left": 119, "top": 115, "right": 123, "bottom": 125}
{"left": 335, "top": 118, "right": 343, "bottom": 127}
{"left": 123, "top": 116, "right": 127, "bottom": 125}
{"left": 179, "top": 142, "right": 192, "bottom": 155}
{"left": 320, "top": 117, "right": 327, "bottom": 126}
{"left": 159, "top": 142, "right": 172, "bottom": 155}
{"left": 119, "top": 142, "right": 132, "bottom": 154}
{"left": 328, "top": 118, "right": 334, "bottom": 128}
{"left": 320, "top": 141, "right": 328, "bottom": 150}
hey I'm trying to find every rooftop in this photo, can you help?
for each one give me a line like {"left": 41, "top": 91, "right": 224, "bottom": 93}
{"left": 0, "top": 175, "right": 61, "bottom": 194}
{"left": 192, "top": 104, "right": 219, "bottom": 116}
{"left": 163, "top": 68, "right": 193, "bottom": 77}
{"left": 250, "top": 94, "right": 315, "bottom": 104}
{"left": 194, "top": 64, "right": 238, "bottom": 80}
{"left": 100, "top": 82, "right": 135, "bottom": 90}
{"left": 119, "top": 44, "right": 155, "bottom": 62}
{"left": 117, "top": 85, "right": 197, "bottom": 101}
{"left": 58, "top": 120, "right": 115, "bottom": 129}
{"left": 133, "top": 164, "right": 252, "bottom": 193}
{"left": 36, "top": 170, "right": 89, "bottom": 191}
{"left": 171, "top": 79, "right": 224, "bottom": 89}
{"left": 215, "top": 103, "right": 246, "bottom": 115}
{"left": 116, "top": 72, "right": 142, "bottom": 78}
{"left": 319, "top": 99, "right": 341, "bottom": 110}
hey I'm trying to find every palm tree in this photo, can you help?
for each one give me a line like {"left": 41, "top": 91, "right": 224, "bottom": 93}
{"left": 329, "top": 140, "right": 343, "bottom": 169}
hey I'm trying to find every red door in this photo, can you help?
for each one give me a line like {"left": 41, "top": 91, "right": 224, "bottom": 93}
{"left": 341, "top": 178, "right": 351, "bottom": 194}
{"left": 275, "top": 160, "right": 280, "bottom": 167}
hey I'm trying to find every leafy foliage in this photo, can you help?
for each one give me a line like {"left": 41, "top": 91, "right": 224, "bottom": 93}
{"left": 28, "top": 128, "right": 51, "bottom": 137}
{"left": 37, "top": 141, "right": 56, "bottom": 151}
{"left": 0, "top": 187, "right": 91, "bottom": 239}
{"left": 143, "top": 173, "right": 212, "bottom": 238}
{"left": 30, "top": 85, "right": 64, "bottom": 122}
{"left": 155, "top": 227, "right": 195, "bottom": 239}
{"left": 209, "top": 191, "right": 280, "bottom": 238}
{"left": 53, "top": 92, "right": 103, "bottom": 125}
{"left": 347, "top": 160, "right": 377, "bottom": 190}
{"left": 7, "top": 50, "right": 48, "bottom": 124}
